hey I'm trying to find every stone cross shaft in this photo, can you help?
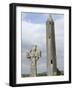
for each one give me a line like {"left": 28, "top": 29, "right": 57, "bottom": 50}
{"left": 26, "top": 45, "right": 41, "bottom": 77}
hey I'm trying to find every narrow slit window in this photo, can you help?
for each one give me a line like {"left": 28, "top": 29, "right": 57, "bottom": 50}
{"left": 51, "top": 60, "right": 53, "bottom": 64}
{"left": 49, "top": 36, "right": 51, "bottom": 39}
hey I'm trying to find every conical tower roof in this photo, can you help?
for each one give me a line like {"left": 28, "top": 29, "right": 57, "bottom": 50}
{"left": 47, "top": 14, "right": 54, "bottom": 22}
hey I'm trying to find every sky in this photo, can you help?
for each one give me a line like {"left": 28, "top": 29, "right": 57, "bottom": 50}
{"left": 21, "top": 12, "right": 64, "bottom": 75}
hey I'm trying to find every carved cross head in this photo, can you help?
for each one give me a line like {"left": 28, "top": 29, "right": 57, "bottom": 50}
{"left": 26, "top": 45, "right": 41, "bottom": 61}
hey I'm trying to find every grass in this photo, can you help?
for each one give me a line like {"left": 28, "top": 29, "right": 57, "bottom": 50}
{"left": 21, "top": 69, "right": 64, "bottom": 77}
{"left": 21, "top": 72, "right": 47, "bottom": 77}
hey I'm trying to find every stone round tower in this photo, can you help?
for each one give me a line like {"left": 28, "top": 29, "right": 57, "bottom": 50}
{"left": 46, "top": 15, "right": 57, "bottom": 76}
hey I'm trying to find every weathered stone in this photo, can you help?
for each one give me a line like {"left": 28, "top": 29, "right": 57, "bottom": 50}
{"left": 46, "top": 15, "right": 57, "bottom": 76}
{"left": 26, "top": 45, "right": 41, "bottom": 77}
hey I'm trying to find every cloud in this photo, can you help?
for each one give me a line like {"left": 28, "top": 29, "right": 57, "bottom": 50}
{"left": 55, "top": 16, "right": 64, "bottom": 71}
{"left": 21, "top": 64, "right": 31, "bottom": 74}
{"left": 22, "top": 20, "right": 46, "bottom": 50}
{"left": 37, "top": 63, "right": 47, "bottom": 73}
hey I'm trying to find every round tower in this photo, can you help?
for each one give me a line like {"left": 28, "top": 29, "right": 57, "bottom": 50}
{"left": 46, "top": 15, "right": 57, "bottom": 76}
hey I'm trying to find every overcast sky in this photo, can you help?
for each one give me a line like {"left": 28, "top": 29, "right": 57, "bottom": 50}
{"left": 21, "top": 13, "right": 64, "bottom": 75}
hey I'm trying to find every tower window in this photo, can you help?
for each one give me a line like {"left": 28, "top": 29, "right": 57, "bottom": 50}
{"left": 49, "top": 36, "right": 51, "bottom": 39}
{"left": 49, "top": 21, "right": 51, "bottom": 24}
{"left": 51, "top": 60, "right": 53, "bottom": 64}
